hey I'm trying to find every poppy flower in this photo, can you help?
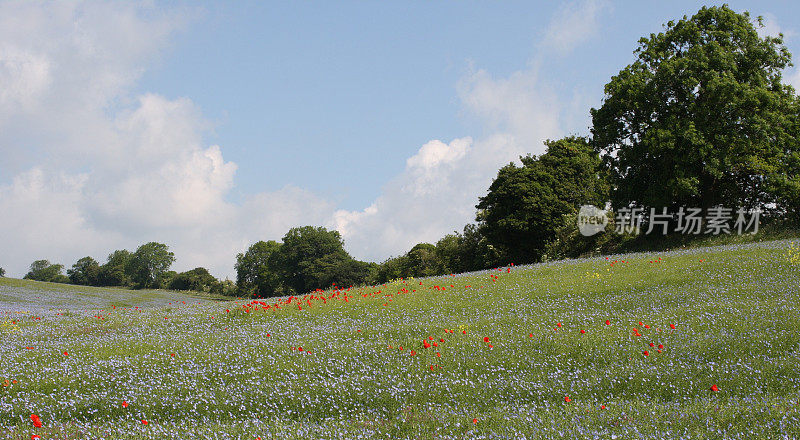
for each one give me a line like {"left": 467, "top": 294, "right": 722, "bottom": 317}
{"left": 564, "top": 396, "right": 571, "bottom": 402}
{"left": 472, "top": 418, "right": 478, "bottom": 424}
{"left": 643, "top": 350, "right": 649, "bottom": 356}
{"left": 658, "top": 344, "right": 664, "bottom": 350}
{"left": 557, "top": 322, "right": 562, "bottom": 328}
{"left": 605, "top": 320, "right": 611, "bottom": 325}
{"left": 649, "top": 342, "right": 655, "bottom": 347}
{"left": 483, "top": 337, "right": 490, "bottom": 343}
{"left": 122, "top": 401, "right": 129, "bottom": 408}
{"left": 710, "top": 384, "right": 718, "bottom": 392}
{"left": 670, "top": 324, "right": 676, "bottom": 330}
{"left": 63, "top": 351, "right": 69, "bottom": 356}
{"left": 32, "top": 435, "right": 41, "bottom": 440}
{"left": 30, "top": 414, "right": 42, "bottom": 428}
{"left": 580, "top": 329, "right": 586, "bottom": 334}
{"left": 142, "top": 419, "right": 148, "bottom": 425}
{"left": 600, "top": 405, "right": 606, "bottom": 410}
{"left": 528, "top": 333, "right": 533, "bottom": 338}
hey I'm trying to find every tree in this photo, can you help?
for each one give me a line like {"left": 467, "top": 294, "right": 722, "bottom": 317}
{"left": 236, "top": 240, "right": 283, "bottom": 297}
{"left": 274, "top": 226, "right": 351, "bottom": 294}
{"left": 169, "top": 267, "right": 222, "bottom": 294}
{"left": 128, "top": 242, "right": 175, "bottom": 289}
{"left": 401, "top": 243, "right": 439, "bottom": 278}
{"left": 24, "top": 260, "right": 68, "bottom": 283}
{"left": 67, "top": 256, "right": 100, "bottom": 286}
{"left": 591, "top": 5, "right": 799, "bottom": 215}
{"left": 476, "top": 137, "right": 608, "bottom": 264}
{"left": 97, "top": 249, "right": 133, "bottom": 287}
{"left": 0, "top": 267, "right": 5, "bottom": 277}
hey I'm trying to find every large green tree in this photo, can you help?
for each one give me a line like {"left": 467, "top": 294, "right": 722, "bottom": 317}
{"left": 476, "top": 137, "right": 608, "bottom": 264}
{"left": 235, "top": 240, "right": 283, "bottom": 297}
{"left": 591, "top": 5, "right": 799, "bottom": 214}
{"left": 97, "top": 249, "right": 133, "bottom": 287}
{"left": 67, "top": 256, "right": 100, "bottom": 286}
{"left": 24, "top": 260, "right": 68, "bottom": 283}
{"left": 274, "top": 226, "right": 352, "bottom": 294}
{"left": 128, "top": 242, "right": 175, "bottom": 289}
{"left": 169, "top": 267, "right": 223, "bottom": 294}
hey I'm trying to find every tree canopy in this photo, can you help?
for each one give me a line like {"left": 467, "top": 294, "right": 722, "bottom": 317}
{"left": 477, "top": 136, "right": 608, "bottom": 264}
{"left": 591, "top": 5, "right": 799, "bottom": 214}
{"left": 128, "top": 242, "right": 175, "bottom": 289}
{"left": 67, "top": 256, "right": 100, "bottom": 286}
{"left": 24, "top": 260, "right": 68, "bottom": 283}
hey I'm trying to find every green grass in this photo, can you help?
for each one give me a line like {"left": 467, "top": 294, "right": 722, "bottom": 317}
{"left": 1, "top": 240, "right": 799, "bottom": 439}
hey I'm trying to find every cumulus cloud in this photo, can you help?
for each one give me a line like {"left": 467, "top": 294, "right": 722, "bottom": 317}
{"left": 0, "top": 2, "right": 333, "bottom": 279}
{"left": 0, "top": 0, "right": 598, "bottom": 280}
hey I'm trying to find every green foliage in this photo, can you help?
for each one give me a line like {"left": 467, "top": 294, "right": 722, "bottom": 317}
{"left": 97, "top": 250, "right": 133, "bottom": 287}
{"left": 67, "top": 256, "right": 100, "bottom": 286}
{"left": 477, "top": 137, "right": 608, "bottom": 264}
{"left": 235, "top": 240, "right": 284, "bottom": 297}
{"left": 169, "top": 267, "right": 223, "bottom": 294}
{"left": 23, "top": 259, "right": 67, "bottom": 283}
{"left": 275, "top": 226, "right": 351, "bottom": 294}
{"left": 128, "top": 242, "right": 175, "bottom": 289}
{"left": 591, "top": 5, "right": 799, "bottom": 214}
{"left": 0, "top": 267, "right": 5, "bottom": 277}
{"left": 402, "top": 243, "right": 438, "bottom": 277}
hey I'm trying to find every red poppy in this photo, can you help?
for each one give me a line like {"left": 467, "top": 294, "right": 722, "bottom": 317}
{"left": 63, "top": 351, "right": 69, "bottom": 356}
{"left": 600, "top": 405, "right": 606, "bottom": 410}
{"left": 30, "top": 414, "right": 42, "bottom": 428}
{"left": 557, "top": 322, "right": 562, "bottom": 328}
{"left": 142, "top": 419, "right": 148, "bottom": 425}
{"left": 528, "top": 333, "right": 533, "bottom": 338}
{"left": 580, "top": 329, "right": 586, "bottom": 334}
{"left": 32, "top": 435, "right": 41, "bottom": 440}
{"left": 122, "top": 401, "right": 129, "bottom": 408}
{"left": 649, "top": 342, "right": 654, "bottom": 347}
{"left": 658, "top": 344, "right": 664, "bottom": 350}
{"left": 643, "top": 350, "right": 649, "bottom": 356}
{"left": 564, "top": 396, "right": 571, "bottom": 402}
{"left": 472, "top": 418, "right": 478, "bottom": 424}
{"left": 605, "top": 320, "right": 611, "bottom": 325}
{"left": 670, "top": 324, "right": 676, "bottom": 330}
{"left": 710, "top": 384, "right": 718, "bottom": 392}
{"left": 483, "top": 337, "right": 490, "bottom": 343}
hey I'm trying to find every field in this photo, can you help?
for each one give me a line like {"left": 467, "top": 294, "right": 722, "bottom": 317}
{"left": 1, "top": 240, "right": 800, "bottom": 439}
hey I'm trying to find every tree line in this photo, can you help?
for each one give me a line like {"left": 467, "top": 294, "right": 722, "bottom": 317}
{"left": 9, "top": 6, "right": 800, "bottom": 298}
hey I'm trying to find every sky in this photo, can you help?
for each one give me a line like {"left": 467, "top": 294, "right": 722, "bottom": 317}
{"left": 2, "top": 0, "right": 800, "bottom": 280}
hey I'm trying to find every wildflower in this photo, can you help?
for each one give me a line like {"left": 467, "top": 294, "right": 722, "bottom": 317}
{"left": 564, "top": 396, "right": 571, "bottom": 402}
{"left": 142, "top": 419, "right": 148, "bottom": 425}
{"left": 658, "top": 344, "right": 664, "bottom": 350}
{"left": 605, "top": 320, "right": 611, "bottom": 325}
{"left": 670, "top": 324, "right": 676, "bottom": 330}
{"left": 122, "top": 401, "right": 129, "bottom": 408}
{"left": 30, "top": 414, "right": 42, "bottom": 428}
{"left": 472, "top": 418, "right": 478, "bottom": 424}
{"left": 528, "top": 333, "right": 533, "bottom": 338}
{"left": 483, "top": 337, "right": 490, "bottom": 343}
{"left": 710, "top": 384, "right": 719, "bottom": 392}
{"left": 557, "top": 322, "right": 562, "bottom": 328}
{"left": 580, "top": 329, "right": 586, "bottom": 334}
{"left": 643, "top": 350, "right": 650, "bottom": 356}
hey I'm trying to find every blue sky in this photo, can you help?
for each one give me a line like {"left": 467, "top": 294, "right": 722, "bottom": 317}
{"left": 1, "top": 1, "right": 799, "bottom": 279}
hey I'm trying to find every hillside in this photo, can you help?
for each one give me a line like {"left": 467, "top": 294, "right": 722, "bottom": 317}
{"left": 1, "top": 240, "right": 799, "bottom": 439}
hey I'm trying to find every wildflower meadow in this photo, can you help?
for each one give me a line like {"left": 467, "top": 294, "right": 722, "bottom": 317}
{"left": 1, "top": 240, "right": 799, "bottom": 439}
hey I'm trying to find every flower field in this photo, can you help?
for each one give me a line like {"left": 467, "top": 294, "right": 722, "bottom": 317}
{"left": 2, "top": 240, "right": 800, "bottom": 439}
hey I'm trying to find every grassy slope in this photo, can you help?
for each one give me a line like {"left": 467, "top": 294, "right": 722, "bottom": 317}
{"left": 1, "top": 240, "right": 799, "bottom": 439}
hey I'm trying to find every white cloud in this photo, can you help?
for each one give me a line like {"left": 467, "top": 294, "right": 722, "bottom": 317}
{"left": 541, "top": 0, "right": 607, "bottom": 54}
{"left": 0, "top": 0, "right": 594, "bottom": 280}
